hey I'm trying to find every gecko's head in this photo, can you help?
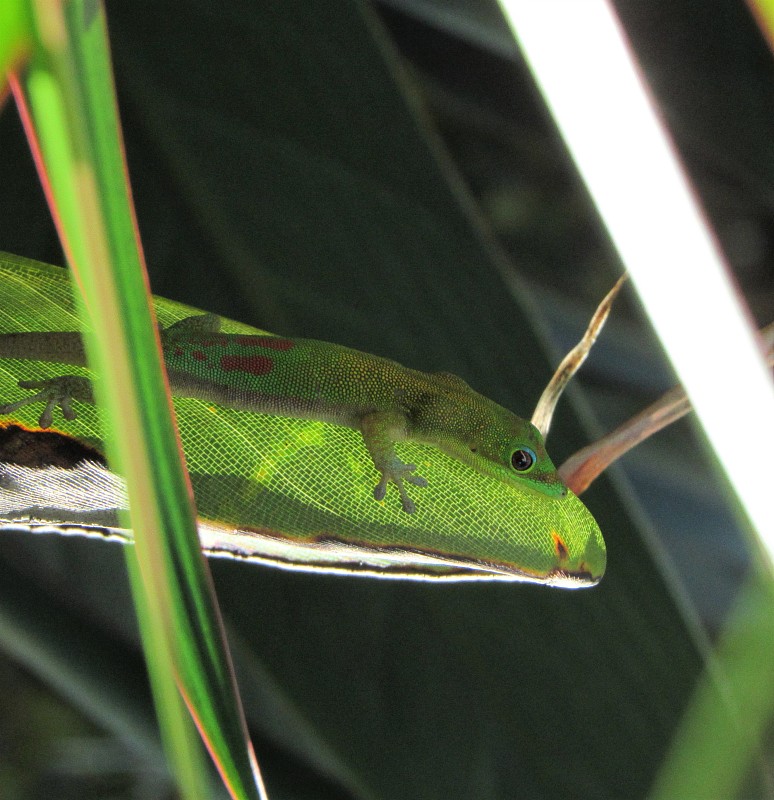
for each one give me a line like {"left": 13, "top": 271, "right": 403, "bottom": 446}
{"left": 463, "top": 416, "right": 567, "bottom": 499}
{"left": 424, "top": 376, "right": 567, "bottom": 499}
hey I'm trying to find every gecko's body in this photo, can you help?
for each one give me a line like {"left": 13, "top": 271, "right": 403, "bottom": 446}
{"left": 0, "top": 314, "right": 565, "bottom": 512}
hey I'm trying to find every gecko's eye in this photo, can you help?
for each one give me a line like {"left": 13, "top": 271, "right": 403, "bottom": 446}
{"left": 511, "top": 447, "right": 536, "bottom": 472}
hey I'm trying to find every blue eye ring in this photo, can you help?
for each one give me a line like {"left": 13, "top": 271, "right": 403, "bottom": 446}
{"left": 511, "top": 447, "right": 536, "bottom": 472}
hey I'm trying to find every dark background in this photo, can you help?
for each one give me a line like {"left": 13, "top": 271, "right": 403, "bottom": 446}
{"left": 0, "top": 1, "right": 772, "bottom": 797}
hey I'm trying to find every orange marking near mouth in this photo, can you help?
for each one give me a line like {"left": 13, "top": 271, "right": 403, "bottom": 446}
{"left": 551, "top": 530, "right": 569, "bottom": 561}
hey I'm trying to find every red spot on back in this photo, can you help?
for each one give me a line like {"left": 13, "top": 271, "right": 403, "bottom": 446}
{"left": 237, "top": 336, "right": 294, "bottom": 351}
{"left": 220, "top": 354, "right": 274, "bottom": 375}
{"left": 192, "top": 350, "right": 206, "bottom": 361}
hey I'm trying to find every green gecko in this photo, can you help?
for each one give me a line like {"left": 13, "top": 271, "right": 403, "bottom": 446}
{"left": 0, "top": 313, "right": 565, "bottom": 515}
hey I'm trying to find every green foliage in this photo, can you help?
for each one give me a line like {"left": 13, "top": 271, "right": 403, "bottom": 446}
{"left": 4, "top": 3, "right": 264, "bottom": 797}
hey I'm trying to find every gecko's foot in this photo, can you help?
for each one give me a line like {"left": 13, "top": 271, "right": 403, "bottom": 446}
{"left": 373, "top": 460, "right": 428, "bottom": 514}
{"left": 0, "top": 376, "right": 92, "bottom": 429}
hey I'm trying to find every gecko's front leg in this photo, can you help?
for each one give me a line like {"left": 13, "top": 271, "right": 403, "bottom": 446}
{"left": 359, "top": 411, "right": 428, "bottom": 514}
{"left": 0, "top": 375, "right": 94, "bottom": 428}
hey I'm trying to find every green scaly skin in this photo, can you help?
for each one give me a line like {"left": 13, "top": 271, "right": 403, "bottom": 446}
{"left": 0, "top": 314, "right": 565, "bottom": 513}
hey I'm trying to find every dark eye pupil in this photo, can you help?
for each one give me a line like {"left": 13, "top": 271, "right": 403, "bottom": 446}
{"left": 511, "top": 449, "right": 534, "bottom": 471}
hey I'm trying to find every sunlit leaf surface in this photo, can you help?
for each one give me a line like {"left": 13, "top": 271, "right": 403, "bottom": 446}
{"left": 0, "top": 252, "right": 604, "bottom": 585}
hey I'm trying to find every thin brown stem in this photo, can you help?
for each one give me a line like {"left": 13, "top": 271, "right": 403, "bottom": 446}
{"left": 532, "top": 274, "right": 627, "bottom": 437}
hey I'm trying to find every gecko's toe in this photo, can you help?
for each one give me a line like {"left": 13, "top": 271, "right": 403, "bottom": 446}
{"left": 40, "top": 401, "right": 57, "bottom": 429}
{"left": 391, "top": 475, "right": 416, "bottom": 514}
{"left": 60, "top": 397, "right": 77, "bottom": 421}
{"left": 373, "top": 477, "right": 389, "bottom": 502}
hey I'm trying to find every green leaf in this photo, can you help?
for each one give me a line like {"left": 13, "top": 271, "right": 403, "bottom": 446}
{"left": 0, "top": 251, "right": 604, "bottom": 586}
{"left": 0, "top": 1, "right": 32, "bottom": 81}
